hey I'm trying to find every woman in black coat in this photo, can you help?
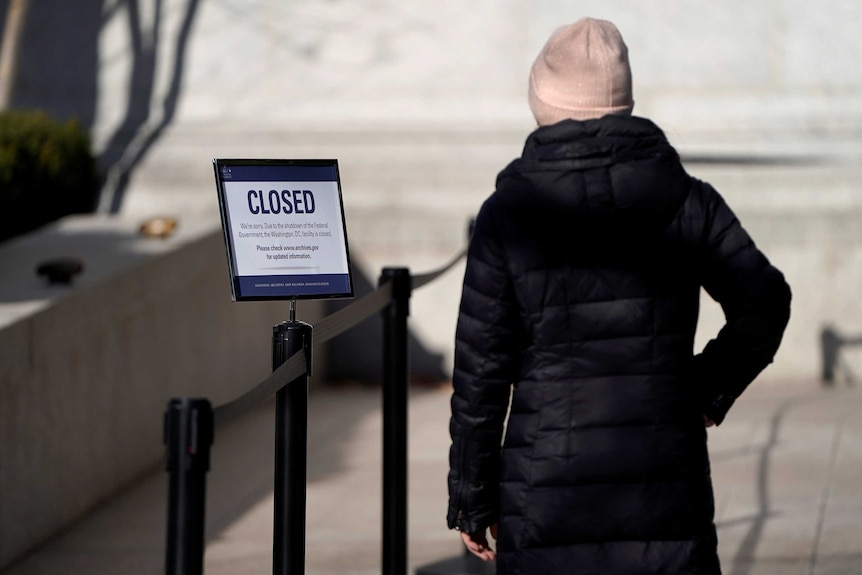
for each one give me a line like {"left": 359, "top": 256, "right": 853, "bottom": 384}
{"left": 447, "top": 18, "right": 791, "bottom": 575}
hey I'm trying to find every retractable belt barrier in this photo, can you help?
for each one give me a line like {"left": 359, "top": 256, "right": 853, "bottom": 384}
{"left": 211, "top": 245, "right": 467, "bottom": 428}
{"left": 212, "top": 282, "right": 393, "bottom": 427}
{"left": 164, "top": 240, "right": 469, "bottom": 575}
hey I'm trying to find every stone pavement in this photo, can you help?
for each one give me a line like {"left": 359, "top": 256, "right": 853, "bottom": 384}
{"left": 4, "top": 379, "right": 860, "bottom": 575}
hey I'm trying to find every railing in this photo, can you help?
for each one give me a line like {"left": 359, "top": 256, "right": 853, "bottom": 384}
{"left": 162, "top": 233, "right": 470, "bottom": 575}
{"left": 820, "top": 324, "right": 862, "bottom": 385}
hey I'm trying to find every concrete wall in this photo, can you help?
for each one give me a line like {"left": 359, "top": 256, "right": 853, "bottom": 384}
{"left": 0, "top": 217, "right": 326, "bottom": 569}
{"left": 7, "top": 1, "right": 862, "bottom": 140}
{"left": 686, "top": 160, "right": 862, "bottom": 383}
{"left": 8, "top": 1, "right": 852, "bottom": 138}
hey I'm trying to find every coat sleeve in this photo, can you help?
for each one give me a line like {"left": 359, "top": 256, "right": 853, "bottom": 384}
{"left": 447, "top": 198, "right": 520, "bottom": 533}
{"left": 692, "top": 180, "right": 792, "bottom": 424}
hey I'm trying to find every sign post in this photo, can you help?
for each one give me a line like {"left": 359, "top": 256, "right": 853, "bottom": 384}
{"left": 272, "top": 301, "right": 313, "bottom": 575}
{"left": 164, "top": 398, "right": 213, "bottom": 575}
{"left": 214, "top": 159, "right": 354, "bottom": 575}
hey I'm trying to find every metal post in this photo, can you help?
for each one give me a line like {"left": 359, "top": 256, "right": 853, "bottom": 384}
{"left": 164, "top": 398, "right": 213, "bottom": 575}
{"left": 272, "top": 319, "right": 313, "bottom": 575}
{"left": 821, "top": 326, "right": 840, "bottom": 386}
{"left": 380, "top": 267, "right": 411, "bottom": 575}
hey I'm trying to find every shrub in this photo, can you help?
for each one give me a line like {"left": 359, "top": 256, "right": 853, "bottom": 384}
{"left": 0, "top": 110, "right": 99, "bottom": 243}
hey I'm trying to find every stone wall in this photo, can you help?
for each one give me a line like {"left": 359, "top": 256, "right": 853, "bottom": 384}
{"left": 0, "top": 217, "right": 326, "bottom": 569}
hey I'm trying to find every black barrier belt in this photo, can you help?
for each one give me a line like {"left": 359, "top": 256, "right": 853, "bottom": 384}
{"left": 214, "top": 351, "right": 307, "bottom": 426}
{"left": 315, "top": 281, "right": 393, "bottom": 345}
{"left": 411, "top": 247, "right": 467, "bottom": 290}
{"left": 211, "top": 286, "right": 393, "bottom": 427}
{"left": 212, "top": 247, "right": 467, "bottom": 428}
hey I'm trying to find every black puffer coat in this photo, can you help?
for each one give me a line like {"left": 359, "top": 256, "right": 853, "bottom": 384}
{"left": 447, "top": 116, "right": 791, "bottom": 575}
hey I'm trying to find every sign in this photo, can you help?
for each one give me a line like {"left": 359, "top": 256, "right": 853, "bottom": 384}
{"left": 214, "top": 159, "right": 354, "bottom": 301}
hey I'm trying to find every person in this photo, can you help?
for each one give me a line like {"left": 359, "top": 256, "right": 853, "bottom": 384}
{"left": 446, "top": 17, "right": 791, "bottom": 575}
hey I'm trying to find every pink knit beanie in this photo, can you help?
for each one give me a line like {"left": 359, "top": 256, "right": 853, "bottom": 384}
{"left": 528, "top": 17, "right": 634, "bottom": 125}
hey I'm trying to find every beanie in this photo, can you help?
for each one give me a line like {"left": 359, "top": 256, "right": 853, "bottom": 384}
{"left": 528, "top": 17, "right": 634, "bottom": 125}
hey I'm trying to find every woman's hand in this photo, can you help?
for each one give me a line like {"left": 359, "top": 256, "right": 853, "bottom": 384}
{"left": 460, "top": 523, "right": 499, "bottom": 561}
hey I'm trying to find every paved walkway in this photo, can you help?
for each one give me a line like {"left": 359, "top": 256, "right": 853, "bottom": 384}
{"left": 4, "top": 379, "right": 860, "bottom": 575}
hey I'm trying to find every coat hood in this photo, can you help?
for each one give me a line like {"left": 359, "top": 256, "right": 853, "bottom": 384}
{"left": 495, "top": 116, "right": 690, "bottom": 240}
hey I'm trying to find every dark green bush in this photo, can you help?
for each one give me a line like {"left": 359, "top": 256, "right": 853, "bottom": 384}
{"left": 0, "top": 110, "right": 99, "bottom": 243}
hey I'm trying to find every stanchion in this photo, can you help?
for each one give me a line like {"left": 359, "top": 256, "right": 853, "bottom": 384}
{"left": 380, "top": 267, "right": 411, "bottom": 575}
{"left": 160, "top": 223, "right": 470, "bottom": 575}
{"left": 272, "top": 300, "right": 314, "bottom": 575}
{"left": 164, "top": 398, "right": 213, "bottom": 575}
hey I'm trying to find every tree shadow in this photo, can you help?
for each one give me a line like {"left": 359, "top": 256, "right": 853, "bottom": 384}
{"left": 724, "top": 393, "right": 828, "bottom": 575}
{"left": 97, "top": 0, "right": 201, "bottom": 213}
{"left": 3, "top": 0, "right": 201, "bottom": 215}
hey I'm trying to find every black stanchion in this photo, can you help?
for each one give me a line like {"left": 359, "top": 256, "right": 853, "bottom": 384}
{"left": 380, "top": 267, "right": 411, "bottom": 575}
{"left": 272, "top": 315, "right": 314, "bottom": 575}
{"left": 159, "top": 227, "right": 471, "bottom": 575}
{"left": 158, "top": 229, "right": 470, "bottom": 575}
{"left": 164, "top": 397, "right": 213, "bottom": 575}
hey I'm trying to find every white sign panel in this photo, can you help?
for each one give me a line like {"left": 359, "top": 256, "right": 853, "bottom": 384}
{"left": 214, "top": 159, "right": 354, "bottom": 301}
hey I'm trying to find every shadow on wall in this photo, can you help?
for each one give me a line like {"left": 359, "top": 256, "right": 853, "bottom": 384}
{"left": 325, "top": 257, "right": 448, "bottom": 385}
{"left": 6, "top": 0, "right": 101, "bottom": 127}
{"left": 5, "top": 0, "right": 201, "bottom": 214}
{"left": 95, "top": 0, "right": 201, "bottom": 213}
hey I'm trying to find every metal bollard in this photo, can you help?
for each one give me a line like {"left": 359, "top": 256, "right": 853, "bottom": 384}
{"left": 380, "top": 267, "right": 411, "bottom": 575}
{"left": 164, "top": 397, "right": 213, "bottom": 575}
{"left": 272, "top": 319, "right": 313, "bottom": 575}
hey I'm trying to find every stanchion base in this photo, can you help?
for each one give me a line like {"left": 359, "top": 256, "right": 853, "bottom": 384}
{"left": 416, "top": 554, "right": 496, "bottom": 575}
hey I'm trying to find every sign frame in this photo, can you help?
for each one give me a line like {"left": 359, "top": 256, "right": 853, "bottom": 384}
{"left": 213, "top": 158, "right": 354, "bottom": 302}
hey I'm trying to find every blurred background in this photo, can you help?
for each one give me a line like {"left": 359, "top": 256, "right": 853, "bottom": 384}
{"left": 1, "top": 0, "right": 861, "bottom": 573}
